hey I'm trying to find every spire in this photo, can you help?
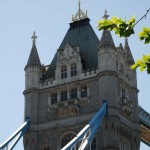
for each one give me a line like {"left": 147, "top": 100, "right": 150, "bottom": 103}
{"left": 99, "top": 10, "right": 115, "bottom": 48}
{"left": 25, "top": 31, "right": 41, "bottom": 68}
{"left": 72, "top": 0, "right": 88, "bottom": 22}
{"left": 124, "top": 38, "right": 134, "bottom": 63}
{"left": 119, "top": 43, "right": 123, "bottom": 50}
{"left": 124, "top": 38, "right": 130, "bottom": 50}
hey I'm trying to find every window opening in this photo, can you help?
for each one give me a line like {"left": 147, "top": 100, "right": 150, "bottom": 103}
{"left": 81, "top": 86, "right": 87, "bottom": 98}
{"left": 61, "top": 65, "right": 67, "bottom": 79}
{"left": 71, "top": 88, "right": 77, "bottom": 99}
{"left": 61, "top": 91, "right": 67, "bottom": 101}
{"left": 51, "top": 93, "right": 57, "bottom": 104}
{"left": 61, "top": 134, "right": 75, "bottom": 148}
{"left": 71, "top": 63, "right": 77, "bottom": 77}
{"left": 91, "top": 138, "right": 97, "bottom": 150}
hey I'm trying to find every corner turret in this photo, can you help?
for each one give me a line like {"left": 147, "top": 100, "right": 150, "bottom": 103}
{"left": 124, "top": 38, "right": 134, "bottom": 65}
{"left": 25, "top": 32, "right": 42, "bottom": 90}
{"left": 98, "top": 10, "right": 117, "bottom": 71}
{"left": 124, "top": 38, "right": 137, "bottom": 87}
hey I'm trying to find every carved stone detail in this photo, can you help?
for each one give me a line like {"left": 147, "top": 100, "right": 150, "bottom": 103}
{"left": 119, "top": 97, "right": 133, "bottom": 117}
{"left": 53, "top": 99, "right": 80, "bottom": 118}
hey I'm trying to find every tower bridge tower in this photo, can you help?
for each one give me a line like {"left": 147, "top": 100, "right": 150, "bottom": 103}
{"left": 23, "top": 3, "right": 140, "bottom": 150}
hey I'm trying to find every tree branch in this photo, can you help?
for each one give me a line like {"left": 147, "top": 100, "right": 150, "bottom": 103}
{"left": 134, "top": 9, "right": 150, "bottom": 26}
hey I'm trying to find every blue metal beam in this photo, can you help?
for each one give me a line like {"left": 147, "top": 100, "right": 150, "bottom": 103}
{"left": 61, "top": 100, "right": 107, "bottom": 150}
{"left": 138, "top": 106, "right": 150, "bottom": 129}
{"left": 0, "top": 119, "right": 30, "bottom": 150}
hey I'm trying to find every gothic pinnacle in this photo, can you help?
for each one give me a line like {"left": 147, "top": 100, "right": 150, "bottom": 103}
{"left": 72, "top": 0, "right": 88, "bottom": 22}
{"left": 31, "top": 31, "right": 37, "bottom": 44}
{"left": 102, "top": 10, "right": 109, "bottom": 20}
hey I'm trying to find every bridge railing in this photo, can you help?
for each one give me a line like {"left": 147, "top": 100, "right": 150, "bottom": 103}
{"left": 61, "top": 100, "right": 107, "bottom": 150}
{"left": 0, "top": 119, "right": 30, "bottom": 150}
{"left": 138, "top": 106, "right": 150, "bottom": 128}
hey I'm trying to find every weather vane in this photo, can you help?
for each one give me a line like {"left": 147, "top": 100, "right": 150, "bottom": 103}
{"left": 31, "top": 31, "right": 37, "bottom": 43}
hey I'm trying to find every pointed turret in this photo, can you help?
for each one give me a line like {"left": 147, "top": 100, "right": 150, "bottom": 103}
{"left": 124, "top": 38, "right": 134, "bottom": 64}
{"left": 119, "top": 43, "right": 123, "bottom": 50}
{"left": 99, "top": 29, "right": 115, "bottom": 48}
{"left": 99, "top": 10, "right": 115, "bottom": 48}
{"left": 98, "top": 10, "right": 116, "bottom": 71}
{"left": 25, "top": 32, "right": 42, "bottom": 90}
{"left": 25, "top": 32, "right": 41, "bottom": 69}
{"left": 124, "top": 38, "right": 130, "bottom": 51}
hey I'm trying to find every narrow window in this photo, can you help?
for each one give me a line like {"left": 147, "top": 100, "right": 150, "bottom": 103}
{"left": 121, "top": 64, "right": 124, "bottom": 74}
{"left": 44, "top": 146, "right": 50, "bottom": 150}
{"left": 122, "top": 89, "right": 125, "bottom": 98}
{"left": 61, "top": 65, "right": 67, "bottom": 79}
{"left": 61, "top": 134, "right": 75, "bottom": 148}
{"left": 71, "top": 88, "right": 77, "bottom": 99}
{"left": 71, "top": 63, "right": 77, "bottom": 77}
{"left": 91, "top": 138, "right": 97, "bottom": 150}
{"left": 61, "top": 91, "right": 67, "bottom": 101}
{"left": 81, "top": 86, "right": 87, "bottom": 98}
{"left": 51, "top": 93, "right": 57, "bottom": 104}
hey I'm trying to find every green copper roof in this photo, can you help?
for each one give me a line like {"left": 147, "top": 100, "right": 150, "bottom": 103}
{"left": 44, "top": 18, "right": 99, "bottom": 79}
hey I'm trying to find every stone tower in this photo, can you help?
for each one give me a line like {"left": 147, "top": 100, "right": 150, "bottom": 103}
{"left": 23, "top": 5, "right": 140, "bottom": 150}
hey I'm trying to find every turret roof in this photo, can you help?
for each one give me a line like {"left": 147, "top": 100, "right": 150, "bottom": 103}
{"left": 99, "top": 29, "right": 115, "bottom": 48}
{"left": 44, "top": 18, "right": 99, "bottom": 79}
{"left": 124, "top": 38, "right": 134, "bottom": 63}
{"left": 26, "top": 43, "right": 41, "bottom": 67}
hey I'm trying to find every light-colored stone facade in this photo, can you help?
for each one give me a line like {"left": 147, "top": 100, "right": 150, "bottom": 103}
{"left": 23, "top": 16, "right": 140, "bottom": 149}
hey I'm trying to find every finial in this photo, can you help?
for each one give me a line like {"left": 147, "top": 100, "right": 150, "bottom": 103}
{"left": 72, "top": 0, "right": 88, "bottom": 22}
{"left": 102, "top": 10, "right": 109, "bottom": 20}
{"left": 125, "top": 37, "right": 128, "bottom": 42}
{"left": 78, "top": 0, "right": 81, "bottom": 19}
{"left": 31, "top": 31, "right": 37, "bottom": 43}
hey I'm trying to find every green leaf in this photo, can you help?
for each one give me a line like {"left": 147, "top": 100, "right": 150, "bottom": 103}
{"left": 131, "top": 54, "right": 150, "bottom": 73}
{"left": 97, "top": 16, "right": 136, "bottom": 38}
{"left": 138, "top": 27, "right": 150, "bottom": 44}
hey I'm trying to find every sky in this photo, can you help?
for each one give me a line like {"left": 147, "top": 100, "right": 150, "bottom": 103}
{"left": 0, "top": 0, "right": 149, "bottom": 149}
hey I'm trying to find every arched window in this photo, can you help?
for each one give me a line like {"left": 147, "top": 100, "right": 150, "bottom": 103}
{"left": 71, "top": 63, "right": 77, "bottom": 77}
{"left": 61, "top": 65, "right": 67, "bottom": 79}
{"left": 44, "top": 146, "right": 50, "bottom": 150}
{"left": 71, "top": 88, "right": 77, "bottom": 99}
{"left": 61, "top": 91, "right": 67, "bottom": 101}
{"left": 81, "top": 86, "right": 87, "bottom": 98}
{"left": 51, "top": 93, "right": 57, "bottom": 104}
{"left": 91, "top": 138, "right": 97, "bottom": 150}
{"left": 61, "top": 134, "right": 75, "bottom": 148}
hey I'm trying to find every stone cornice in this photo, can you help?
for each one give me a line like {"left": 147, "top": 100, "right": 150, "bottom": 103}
{"left": 23, "top": 88, "right": 39, "bottom": 95}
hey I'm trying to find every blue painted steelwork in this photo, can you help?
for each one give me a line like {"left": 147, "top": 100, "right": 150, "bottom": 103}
{"left": 61, "top": 100, "right": 107, "bottom": 150}
{"left": 0, "top": 119, "right": 30, "bottom": 150}
{"left": 138, "top": 106, "right": 150, "bottom": 147}
{"left": 138, "top": 106, "right": 150, "bottom": 128}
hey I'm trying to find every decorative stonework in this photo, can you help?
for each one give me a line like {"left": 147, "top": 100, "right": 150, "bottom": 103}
{"left": 57, "top": 44, "right": 80, "bottom": 66}
{"left": 53, "top": 99, "right": 80, "bottom": 118}
{"left": 119, "top": 97, "right": 133, "bottom": 117}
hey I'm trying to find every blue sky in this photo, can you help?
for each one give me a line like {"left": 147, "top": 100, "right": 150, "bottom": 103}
{"left": 0, "top": 0, "right": 150, "bottom": 149}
